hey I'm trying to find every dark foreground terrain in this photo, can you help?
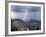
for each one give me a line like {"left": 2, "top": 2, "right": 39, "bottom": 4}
{"left": 11, "top": 19, "right": 41, "bottom": 31}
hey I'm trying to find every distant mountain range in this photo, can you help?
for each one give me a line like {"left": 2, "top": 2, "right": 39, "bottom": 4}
{"left": 11, "top": 19, "right": 41, "bottom": 26}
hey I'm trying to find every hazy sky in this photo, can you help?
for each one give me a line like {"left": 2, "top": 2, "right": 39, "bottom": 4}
{"left": 11, "top": 5, "right": 41, "bottom": 21}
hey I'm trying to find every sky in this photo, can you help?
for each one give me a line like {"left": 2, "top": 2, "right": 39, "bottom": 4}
{"left": 10, "top": 5, "right": 41, "bottom": 22}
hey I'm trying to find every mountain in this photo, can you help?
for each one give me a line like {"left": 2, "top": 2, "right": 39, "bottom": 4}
{"left": 11, "top": 19, "right": 41, "bottom": 26}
